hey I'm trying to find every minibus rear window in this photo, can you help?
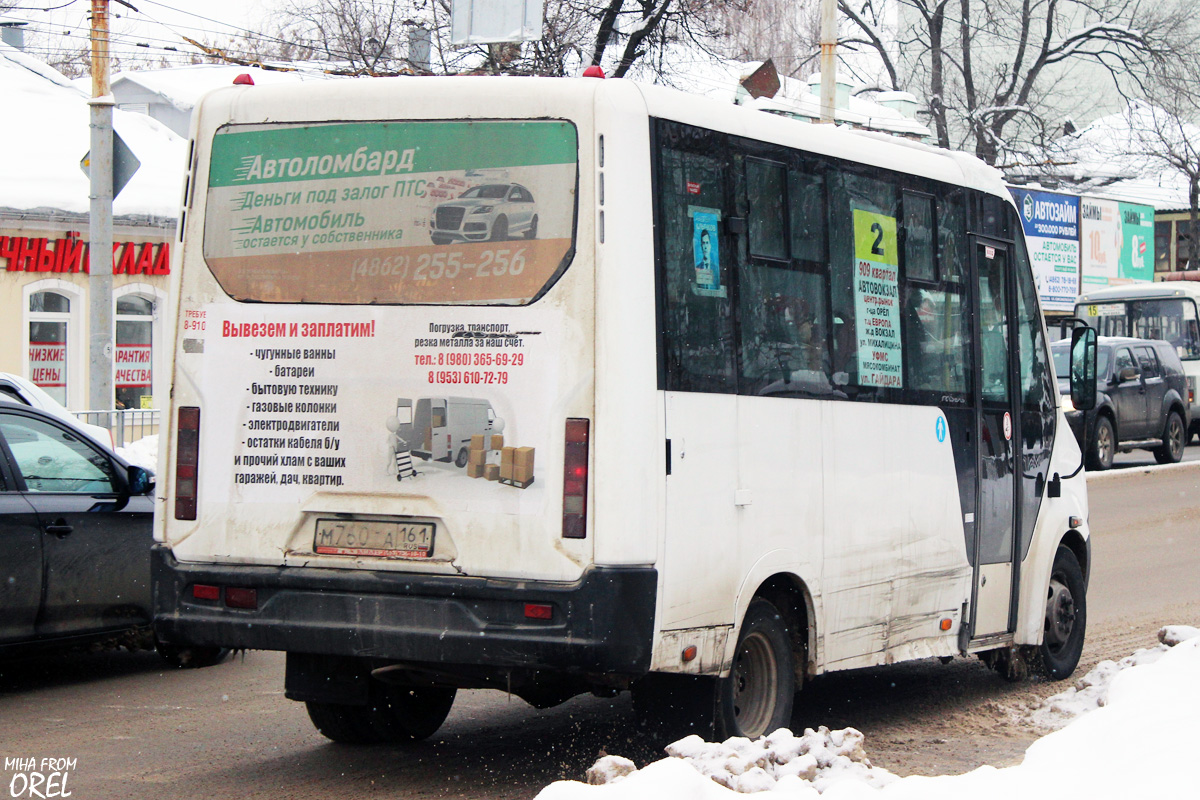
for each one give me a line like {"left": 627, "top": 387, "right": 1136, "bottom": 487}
{"left": 202, "top": 119, "right": 578, "bottom": 305}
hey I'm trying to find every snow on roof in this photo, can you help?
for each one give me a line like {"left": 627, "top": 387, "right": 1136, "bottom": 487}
{"left": 1027, "top": 102, "right": 1198, "bottom": 211}
{"left": 629, "top": 53, "right": 930, "bottom": 138}
{"left": 0, "top": 42, "right": 185, "bottom": 220}
{"left": 105, "top": 63, "right": 340, "bottom": 112}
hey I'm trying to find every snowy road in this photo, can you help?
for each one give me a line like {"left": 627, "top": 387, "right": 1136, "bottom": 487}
{"left": 0, "top": 465, "right": 1197, "bottom": 798}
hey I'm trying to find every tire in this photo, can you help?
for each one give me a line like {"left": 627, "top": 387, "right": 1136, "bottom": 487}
{"left": 1086, "top": 415, "right": 1114, "bottom": 471}
{"left": 370, "top": 686, "right": 456, "bottom": 742}
{"left": 454, "top": 447, "right": 469, "bottom": 468}
{"left": 490, "top": 216, "right": 509, "bottom": 241}
{"left": 306, "top": 701, "right": 383, "bottom": 744}
{"left": 1033, "top": 546, "right": 1087, "bottom": 680}
{"left": 307, "top": 686, "right": 456, "bottom": 745}
{"left": 715, "top": 599, "right": 795, "bottom": 740}
{"left": 156, "top": 642, "right": 230, "bottom": 669}
{"left": 1154, "top": 411, "right": 1186, "bottom": 464}
{"left": 523, "top": 215, "right": 538, "bottom": 240}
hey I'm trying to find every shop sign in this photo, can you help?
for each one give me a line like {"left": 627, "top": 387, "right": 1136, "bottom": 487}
{"left": 114, "top": 343, "right": 152, "bottom": 388}
{"left": 0, "top": 234, "right": 170, "bottom": 275}
{"left": 28, "top": 343, "right": 66, "bottom": 387}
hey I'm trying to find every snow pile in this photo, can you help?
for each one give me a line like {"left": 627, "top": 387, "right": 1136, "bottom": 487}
{"left": 586, "top": 756, "right": 638, "bottom": 785}
{"left": 537, "top": 627, "right": 1200, "bottom": 799}
{"left": 550, "top": 726, "right": 896, "bottom": 797}
{"left": 1032, "top": 624, "right": 1200, "bottom": 729}
{"left": 117, "top": 434, "right": 159, "bottom": 471}
{"left": 658, "top": 728, "right": 896, "bottom": 794}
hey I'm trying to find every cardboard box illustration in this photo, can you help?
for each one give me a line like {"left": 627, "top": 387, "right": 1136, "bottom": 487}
{"left": 514, "top": 447, "right": 535, "bottom": 468}
{"left": 469, "top": 448, "right": 488, "bottom": 467}
{"left": 485, "top": 463, "right": 501, "bottom": 481}
{"left": 467, "top": 462, "right": 486, "bottom": 478}
{"left": 489, "top": 434, "right": 504, "bottom": 450}
{"left": 470, "top": 434, "right": 486, "bottom": 451}
{"left": 499, "top": 446, "right": 535, "bottom": 488}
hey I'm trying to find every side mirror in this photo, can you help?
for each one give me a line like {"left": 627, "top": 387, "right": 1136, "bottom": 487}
{"left": 127, "top": 465, "right": 156, "bottom": 495}
{"left": 1118, "top": 366, "right": 1140, "bottom": 383}
{"left": 1070, "top": 326, "right": 1097, "bottom": 412}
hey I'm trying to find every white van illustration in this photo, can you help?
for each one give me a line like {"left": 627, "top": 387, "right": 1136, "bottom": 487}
{"left": 391, "top": 396, "right": 505, "bottom": 468}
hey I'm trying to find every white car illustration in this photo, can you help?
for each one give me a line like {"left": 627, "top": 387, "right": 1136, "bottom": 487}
{"left": 430, "top": 183, "right": 538, "bottom": 244}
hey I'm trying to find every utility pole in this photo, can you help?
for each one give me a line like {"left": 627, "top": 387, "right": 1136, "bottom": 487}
{"left": 819, "top": 0, "right": 837, "bottom": 124}
{"left": 88, "top": 0, "right": 114, "bottom": 413}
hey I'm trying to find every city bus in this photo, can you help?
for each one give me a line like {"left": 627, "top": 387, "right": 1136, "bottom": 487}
{"left": 1076, "top": 280, "right": 1200, "bottom": 440}
{"left": 153, "top": 75, "right": 1097, "bottom": 744}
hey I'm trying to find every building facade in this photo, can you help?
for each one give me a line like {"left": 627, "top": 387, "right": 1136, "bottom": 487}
{"left": 1, "top": 214, "right": 175, "bottom": 410}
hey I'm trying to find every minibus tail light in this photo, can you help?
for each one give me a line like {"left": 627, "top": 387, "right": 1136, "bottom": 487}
{"left": 175, "top": 406, "right": 200, "bottom": 520}
{"left": 562, "top": 419, "right": 590, "bottom": 539}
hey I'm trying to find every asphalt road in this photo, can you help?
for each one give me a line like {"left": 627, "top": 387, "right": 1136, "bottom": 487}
{"left": 1, "top": 463, "right": 1198, "bottom": 799}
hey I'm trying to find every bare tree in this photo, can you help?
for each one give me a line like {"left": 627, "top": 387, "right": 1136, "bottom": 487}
{"left": 274, "top": 0, "right": 415, "bottom": 74}
{"left": 840, "top": 0, "right": 1200, "bottom": 166}
{"left": 718, "top": 0, "right": 823, "bottom": 79}
{"left": 1115, "top": 63, "right": 1200, "bottom": 269}
{"left": 259, "top": 0, "right": 727, "bottom": 79}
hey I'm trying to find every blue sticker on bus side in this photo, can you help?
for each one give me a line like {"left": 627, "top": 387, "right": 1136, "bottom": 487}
{"left": 935, "top": 415, "right": 947, "bottom": 443}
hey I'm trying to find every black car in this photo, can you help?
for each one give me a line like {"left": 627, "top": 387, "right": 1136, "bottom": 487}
{"left": 0, "top": 400, "right": 222, "bottom": 665}
{"left": 1051, "top": 336, "right": 1190, "bottom": 470}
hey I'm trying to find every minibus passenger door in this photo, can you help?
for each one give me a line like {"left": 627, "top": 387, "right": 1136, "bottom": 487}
{"left": 970, "top": 240, "right": 1017, "bottom": 640}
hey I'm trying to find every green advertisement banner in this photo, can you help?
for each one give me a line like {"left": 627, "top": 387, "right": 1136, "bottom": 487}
{"left": 209, "top": 120, "right": 578, "bottom": 187}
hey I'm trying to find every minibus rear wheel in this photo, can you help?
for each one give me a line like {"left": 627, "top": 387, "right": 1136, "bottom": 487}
{"left": 306, "top": 685, "right": 456, "bottom": 744}
{"left": 715, "top": 599, "right": 795, "bottom": 739}
{"left": 370, "top": 685, "right": 457, "bottom": 741}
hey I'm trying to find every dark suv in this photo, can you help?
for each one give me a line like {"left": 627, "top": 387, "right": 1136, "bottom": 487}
{"left": 1051, "top": 336, "right": 1190, "bottom": 470}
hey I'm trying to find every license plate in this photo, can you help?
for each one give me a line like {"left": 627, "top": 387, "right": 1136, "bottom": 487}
{"left": 314, "top": 518, "right": 434, "bottom": 559}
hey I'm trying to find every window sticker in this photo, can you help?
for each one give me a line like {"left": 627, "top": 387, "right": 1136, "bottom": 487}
{"left": 852, "top": 208, "right": 902, "bottom": 388}
{"left": 689, "top": 206, "right": 726, "bottom": 298}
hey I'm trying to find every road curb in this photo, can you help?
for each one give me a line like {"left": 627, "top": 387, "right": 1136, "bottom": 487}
{"left": 1086, "top": 458, "right": 1200, "bottom": 483}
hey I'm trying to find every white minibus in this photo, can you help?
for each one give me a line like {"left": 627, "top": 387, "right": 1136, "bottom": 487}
{"left": 154, "top": 75, "right": 1097, "bottom": 744}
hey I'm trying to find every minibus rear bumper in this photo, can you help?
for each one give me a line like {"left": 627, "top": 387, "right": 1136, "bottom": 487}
{"left": 152, "top": 546, "right": 656, "bottom": 676}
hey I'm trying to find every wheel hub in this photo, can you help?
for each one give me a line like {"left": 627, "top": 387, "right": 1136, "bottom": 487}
{"left": 732, "top": 631, "right": 778, "bottom": 738}
{"left": 1044, "top": 577, "right": 1075, "bottom": 649}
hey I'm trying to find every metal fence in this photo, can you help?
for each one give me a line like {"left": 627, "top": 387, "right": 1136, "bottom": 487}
{"left": 75, "top": 409, "right": 161, "bottom": 449}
